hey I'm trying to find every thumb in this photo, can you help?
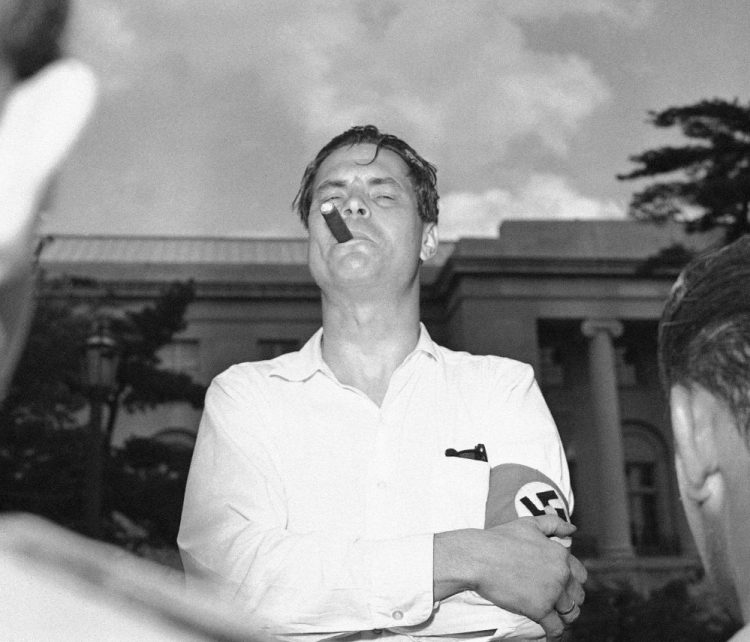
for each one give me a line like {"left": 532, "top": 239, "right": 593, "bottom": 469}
{"left": 533, "top": 513, "right": 577, "bottom": 538}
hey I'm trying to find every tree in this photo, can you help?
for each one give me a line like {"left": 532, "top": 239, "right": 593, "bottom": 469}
{"left": 618, "top": 98, "right": 750, "bottom": 243}
{"left": 0, "top": 282, "right": 90, "bottom": 431}
{"left": 0, "top": 279, "right": 206, "bottom": 531}
{"left": 102, "top": 280, "right": 206, "bottom": 447}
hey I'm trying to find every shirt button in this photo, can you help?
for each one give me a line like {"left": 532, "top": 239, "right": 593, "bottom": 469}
{"left": 392, "top": 610, "right": 403, "bottom": 621}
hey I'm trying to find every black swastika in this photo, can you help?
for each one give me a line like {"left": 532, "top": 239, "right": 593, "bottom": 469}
{"left": 519, "top": 489, "right": 568, "bottom": 521}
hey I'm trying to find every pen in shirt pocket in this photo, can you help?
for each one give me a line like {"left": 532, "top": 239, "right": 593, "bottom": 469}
{"left": 445, "top": 443, "right": 487, "bottom": 462}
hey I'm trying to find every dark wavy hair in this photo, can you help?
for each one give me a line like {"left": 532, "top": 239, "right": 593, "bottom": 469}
{"left": 658, "top": 235, "right": 750, "bottom": 444}
{"left": 0, "top": 0, "right": 69, "bottom": 81}
{"left": 293, "top": 125, "right": 438, "bottom": 228}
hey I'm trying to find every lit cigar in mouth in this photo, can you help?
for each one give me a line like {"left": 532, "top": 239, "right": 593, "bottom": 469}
{"left": 320, "top": 201, "right": 353, "bottom": 243}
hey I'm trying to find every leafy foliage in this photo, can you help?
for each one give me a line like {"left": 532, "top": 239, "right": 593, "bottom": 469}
{"left": 618, "top": 98, "right": 750, "bottom": 242}
{"left": 0, "top": 292, "right": 90, "bottom": 429}
{"left": 103, "top": 280, "right": 207, "bottom": 441}
{"left": 0, "top": 422, "right": 86, "bottom": 526}
{"left": 634, "top": 242, "right": 696, "bottom": 277}
{"left": 0, "top": 425, "right": 193, "bottom": 549}
{"left": 1, "top": 278, "right": 206, "bottom": 445}
{"left": 570, "top": 578, "right": 740, "bottom": 641}
{"left": 107, "top": 435, "right": 193, "bottom": 547}
{"left": 0, "top": 278, "right": 206, "bottom": 540}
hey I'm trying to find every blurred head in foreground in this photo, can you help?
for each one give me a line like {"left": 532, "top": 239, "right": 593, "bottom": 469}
{"left": 658, "top": 235, "right": 750, "bottom": 624}
{"left": 0, "top": 0, "right": 96, "bottom": 398}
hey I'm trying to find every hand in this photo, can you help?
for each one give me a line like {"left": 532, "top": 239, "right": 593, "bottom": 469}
{"left": 0, "top": 58, "right": 97, "bottom": 281}
{"left": 434, "top": 515, "right": 586, "bottom": 641}
{"left": 0, "top": 59, "right": 97, "bottom": 396}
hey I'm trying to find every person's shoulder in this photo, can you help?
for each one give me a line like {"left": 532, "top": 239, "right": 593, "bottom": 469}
{"left": 209, "top": 353, "right": 296, "bottom": 392}
{"left": 213, "top": 359, "right": 275, "bottom": 383}
{"left": 729, "top": 623, "right": 750, "bottom": 641}
{"left": 435, "top": 343, "right": 534, "bottom": 383}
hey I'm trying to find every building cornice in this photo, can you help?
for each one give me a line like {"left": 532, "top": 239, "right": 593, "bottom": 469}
{"left": 425, "top": 255, "right": 683, "bottom": 302}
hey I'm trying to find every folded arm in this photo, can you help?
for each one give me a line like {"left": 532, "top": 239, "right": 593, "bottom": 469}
{"left": 178, "top": 380, "right": 436, "bottom": 636}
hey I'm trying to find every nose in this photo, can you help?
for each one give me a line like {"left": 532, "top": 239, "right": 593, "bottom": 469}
{"left": 341, "top": 192, "right": 369, "bottom": 219}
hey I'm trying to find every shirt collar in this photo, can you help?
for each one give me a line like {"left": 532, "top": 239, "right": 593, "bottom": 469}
{"left": 269, "top": 323, "right": 439, "bottom": 382}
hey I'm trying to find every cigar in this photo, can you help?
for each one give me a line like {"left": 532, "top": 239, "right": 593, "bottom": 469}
{"left": 320, "top": 202, "right": 353, "bottom": 243}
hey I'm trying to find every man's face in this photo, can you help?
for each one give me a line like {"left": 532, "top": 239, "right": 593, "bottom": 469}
{"left": 671, "top": 386, "right": 745, "bottom": 621}
{"left": 675, "top": 457, "right": 742, "bottom": 620}
{"left": 306, "top": 143, "right": 435, "bottom": 298}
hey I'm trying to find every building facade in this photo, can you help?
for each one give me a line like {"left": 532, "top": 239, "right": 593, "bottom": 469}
{"left": 39, "top": 219, "right": 720, "bottom": 582}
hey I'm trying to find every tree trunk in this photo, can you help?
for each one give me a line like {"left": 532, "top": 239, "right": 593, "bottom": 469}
{"left": 104, "top": 391, "right": 121, "bottom": 452}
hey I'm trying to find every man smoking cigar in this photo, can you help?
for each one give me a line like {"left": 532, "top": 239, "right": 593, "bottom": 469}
{"left": 179, "top": 125, "right": 586, "bottom": 642}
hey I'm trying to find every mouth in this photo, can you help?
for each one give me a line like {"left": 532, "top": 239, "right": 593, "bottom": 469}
{"left": 340, "top": 232, "right": 372, "bottom": 244}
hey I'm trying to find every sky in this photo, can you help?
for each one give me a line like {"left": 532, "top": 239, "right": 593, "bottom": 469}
{"left": 43, "top": 0, "right": 750, "bottom": 240}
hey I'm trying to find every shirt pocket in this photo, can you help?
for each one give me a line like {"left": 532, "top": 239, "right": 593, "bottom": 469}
{"left": 430, "top": 457, "right": 490, "bottom": 532}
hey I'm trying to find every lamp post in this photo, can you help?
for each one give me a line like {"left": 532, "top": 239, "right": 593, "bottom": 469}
{"left": 83, "top": 318, "right": 120, "bottom": 538}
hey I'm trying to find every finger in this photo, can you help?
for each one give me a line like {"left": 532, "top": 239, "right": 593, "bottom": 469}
{"left": 561, "top": 573, "right": 585, "bottom": 611}
{"left": 572, "top": 581, "right": 586, "bottom": 608}
{"left": 567, "top": 582, "right": 585, "bottom": 608}
{"left": 538, "top": 611, "right": 565, "bottom": 641}
{"left": 559, "top": 573, "right": 585, "bottom": 609}
{"left": 531, "top": 514, "right": 577, "bottom": 538}
{"left": 0, "top": 59, "right": 98, "bottom": 282}
{"left": 556, "top": 602, "right": 581, "bottom": 627}
{"left": 0, "top": 59, "right": 98, "bottom": 183}
{"left": 568, "top": 554, "right": 588, "bottom": 588}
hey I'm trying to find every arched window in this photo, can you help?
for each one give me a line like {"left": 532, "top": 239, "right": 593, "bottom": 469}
{"left": 623, "top": 420, "right": 676, "bottom": 555}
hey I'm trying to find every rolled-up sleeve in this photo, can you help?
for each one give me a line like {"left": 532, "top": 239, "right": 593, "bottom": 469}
{"left": 178, "top": 377, "right": 435, "bottom": 637}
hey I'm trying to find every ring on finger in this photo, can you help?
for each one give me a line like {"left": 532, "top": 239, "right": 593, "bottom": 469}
{"left": 556, "top": 602, "right": 577, "bottom": 617}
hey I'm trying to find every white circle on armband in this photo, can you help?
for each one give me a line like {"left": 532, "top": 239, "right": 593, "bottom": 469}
{"left": 514, "top": 481, "right": 571, "bottom": 548}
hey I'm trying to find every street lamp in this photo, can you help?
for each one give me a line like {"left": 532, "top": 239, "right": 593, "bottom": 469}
{"left": 83, "top": 318, "right": 120, "bottom": 538}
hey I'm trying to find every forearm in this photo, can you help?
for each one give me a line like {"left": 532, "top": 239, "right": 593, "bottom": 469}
{"left": 179, "top": 496, "right": 435, "bottom": 634}
{"left": 432, "top": 518, "right": 580, "bottom": 624}
{"left": 433, "top": 529, "right": 480, "bottom": 602}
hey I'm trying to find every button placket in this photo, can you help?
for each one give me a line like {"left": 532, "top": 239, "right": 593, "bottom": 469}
{"left": 369, "top": 409, "right": 399, "bottom": 537}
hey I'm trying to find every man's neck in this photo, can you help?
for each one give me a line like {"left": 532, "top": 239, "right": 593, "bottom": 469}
{"left": 320, "top": 296, "right": 421, "bottom": 406}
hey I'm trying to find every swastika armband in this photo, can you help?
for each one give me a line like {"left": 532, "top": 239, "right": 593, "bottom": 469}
{"left": 485, "top": 463, "right": 571, "bottom": 545}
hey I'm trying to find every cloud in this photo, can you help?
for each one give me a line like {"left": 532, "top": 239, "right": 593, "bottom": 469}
{"left": 439, "top": 174, "right": 625, "bottom": 240}
{"left": 501, "top": 0, "right": 654, "bottom": 27}
{"left": 70, "top": 1, "right": 611, "bottom": 152}
{"left": 57, "top": 1, "right": 643, "bottom": 237}
{"left": 250, "top": 0, "right": 612, "bottom": 161}
{"left": 67, "top": 1, "right": 138, "bottom": 91}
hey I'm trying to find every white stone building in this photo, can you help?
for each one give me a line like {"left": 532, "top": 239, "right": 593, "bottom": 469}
{"left": 39, "top": 219, "right": 722, "bottom": 587}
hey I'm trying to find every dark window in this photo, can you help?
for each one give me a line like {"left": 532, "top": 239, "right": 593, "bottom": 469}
{"left": 257, "top": 339, "right": 300, "bottom": 360}
{"left": 627, "top": 461, "right": 660, "bottom": 553}
{"left": 540, "top": 346, "right": 565, "bottom": 387}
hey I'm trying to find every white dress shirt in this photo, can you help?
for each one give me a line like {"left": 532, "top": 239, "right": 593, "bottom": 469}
{"left": 178, "top": 325, "right": 572, "bottom": 641}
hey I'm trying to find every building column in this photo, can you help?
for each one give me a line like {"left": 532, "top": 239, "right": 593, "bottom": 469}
{"left": 581, "top": 318, "right": 635, "bottom": 558}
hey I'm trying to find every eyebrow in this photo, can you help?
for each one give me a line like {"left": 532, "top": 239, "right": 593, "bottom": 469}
{"left": 315, "top": 179, "right": 347, "bottom": 193}
{"left": 369, "top": 177, "right": 401, "bottom": 189}
{"left": 315, "top": 176, "right": 403, "bottom": 193}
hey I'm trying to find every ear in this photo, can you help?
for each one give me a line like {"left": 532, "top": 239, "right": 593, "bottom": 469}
{"left": 420, "top": 223, "right": 438, "bottom": 262}
{"left": 670, "top": 384, "right": 721, "bottom": 505}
